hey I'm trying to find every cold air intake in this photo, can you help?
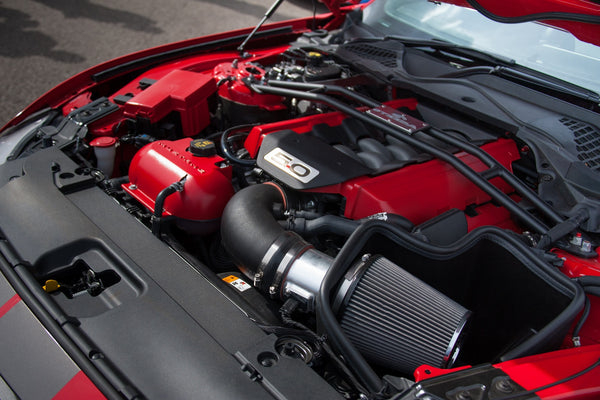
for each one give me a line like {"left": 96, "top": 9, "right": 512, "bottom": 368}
{"left": 220, "top": 183, "right": 470, "bottom": 374}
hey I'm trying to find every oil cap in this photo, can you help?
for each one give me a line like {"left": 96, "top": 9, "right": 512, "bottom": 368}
{"left": 189, "top": 138, "right": 216, "bottom": 157}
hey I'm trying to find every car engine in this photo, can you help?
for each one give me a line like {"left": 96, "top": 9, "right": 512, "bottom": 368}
{"left": 2, "top": 25, "right": 599, "bottom": 399}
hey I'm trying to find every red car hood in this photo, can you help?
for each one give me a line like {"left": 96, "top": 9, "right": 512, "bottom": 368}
{"left": 322, "top": 0, "right": 600, "bottom": 46}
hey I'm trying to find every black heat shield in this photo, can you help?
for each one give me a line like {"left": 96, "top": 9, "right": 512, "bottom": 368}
{"left": 257, "top": 129, "right": 371, "bottom": 189}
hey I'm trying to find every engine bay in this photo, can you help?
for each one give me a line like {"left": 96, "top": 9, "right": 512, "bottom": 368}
{"left": 2, "top": 21, "right": 600, "bottom": 399}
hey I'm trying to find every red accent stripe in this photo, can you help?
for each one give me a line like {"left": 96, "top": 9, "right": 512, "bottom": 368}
{"left": 0, "top": 294, "right": 20, "bottom": 319}
{"left": 53, "top": 371, "right": 106, "bottom": 400}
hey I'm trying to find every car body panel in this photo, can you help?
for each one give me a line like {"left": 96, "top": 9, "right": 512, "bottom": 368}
{"left": 1, "top": 0, "right": 599, "bottom": 399}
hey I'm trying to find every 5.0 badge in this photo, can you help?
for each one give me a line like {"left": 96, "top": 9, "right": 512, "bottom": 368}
{"left": 264, "top": 148, "right": 320, "bottom": 184}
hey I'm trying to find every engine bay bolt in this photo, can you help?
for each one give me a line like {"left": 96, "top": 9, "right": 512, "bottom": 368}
{"left": 241, "top": 364, "right": 262, "bottom": 382}
{"left": 456, "top": 390, "right": 473, "bottom": 400}
{"left": 128, "top": 184, "right": 137, "bottom": 190}
{"left": 522, "top": 231, "right": 538, "bottom": 247}
{"left": 541, "top": 174, "right": 553, "bottom": 182}
{"left": 456, "top": 391, "right": 472, "bottom": 400}
{"left": 494, "top": 379, "right": 514, "bottom": 393}
{"left": 269, "top": 285, "right": 277, "bottom": 296}
{"left": 361, "top": 254, "right": 371, "bottom": 262}
{"left": 570, "top": 233, "right": 584, "bottom": 247}
{"left": 253, "top": 272, "right": 262, "bottom": 285}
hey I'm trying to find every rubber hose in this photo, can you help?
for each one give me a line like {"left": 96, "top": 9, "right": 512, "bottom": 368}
{"left": 287, "top": 214, "right": 414, "bottom": 237}
{"left": 576, "top": 275, "right": 600, "bottom": 288}
{"left": 152, "top": 180, "right": 185, "bottom": 237}
{"left": 297, "top": 215, "right": 360, "bottom": 236}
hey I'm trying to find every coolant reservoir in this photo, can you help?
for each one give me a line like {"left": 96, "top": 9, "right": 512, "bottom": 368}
{"left": 123, "top": 138, "right": 234, "bottom": 233}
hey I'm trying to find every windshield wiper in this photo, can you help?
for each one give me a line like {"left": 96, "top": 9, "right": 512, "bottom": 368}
{"left": 351, "top": 35, "right": 516, "bottom": 65}
{"left": 350, "top": 35, "right": 600, "bottom": 104}
{"left": 444, "top": 65, "right": 600, "bottom": 103}
{"left": 395, "top": 36, "right": 600, "bottom": 103}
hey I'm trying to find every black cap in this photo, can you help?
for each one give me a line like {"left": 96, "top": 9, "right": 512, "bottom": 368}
{"left": 189, "top": 139, "right": 216, "bottom": 157}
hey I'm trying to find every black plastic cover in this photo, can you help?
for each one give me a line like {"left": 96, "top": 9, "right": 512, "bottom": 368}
{"left": 257, "top": 129, "right": 371, "bottom": 189}
{"left": 0, "top": 147, "right": 342, "bottom": 399}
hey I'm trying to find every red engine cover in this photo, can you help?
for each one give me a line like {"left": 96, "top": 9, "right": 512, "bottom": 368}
{"left": 122, "top": 70, "right": 215, "bottom": 137}
{"left": 123, "top": 138, "right": 234, "bottom": 222}
{"left": 244, "top": 100, "right": 521, "bottom": 230}
{"left": 337, "top": 138, "right": 520, "bottom": 225}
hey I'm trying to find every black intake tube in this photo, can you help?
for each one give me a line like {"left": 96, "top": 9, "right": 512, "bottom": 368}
{"left": 221, "top": 183, "right": 293, "bottom": 275}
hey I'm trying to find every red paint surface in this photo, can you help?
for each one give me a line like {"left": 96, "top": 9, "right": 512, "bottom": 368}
{"left": 53, "top": 371, "right": 106, "bottom": 400}
{"left": 415, "top": 346, "right": 600, "bottom": 399}
{"left": 553, "top": 249, "right": 600, "bottom": 347}
{"left": 555, "top": 248, "right": 600, "bottom": 278}
{"left": 445, "top": 0, "right": 600, "bottom": 15}
{"left": 214, "top": 61, "right": 286, "bottom": 111}
{"left": 123, "top": 70, "right": 215, "bottom": 137}
{"left": 337, "top": 138, "right": 519, "bottom": 223}
{"left": 442, "top": 0, "right": 600, "bottom": 46}
{"left": 0, "top": 18, "right": 313, "bottom": 131}
{"left": 245, "top": 97, "right": 520, "bottom": 228}
{"left": 413, "top": 364, "right": 471, "bottom": 381}
{"left": 496, "top": 345, "right": 600, "bottom": 399}
{"left": 0, "top": 294, "right": 20, "bottom": 319}
{"left": 244, "top": 98, "right": 420, "bottom": 157}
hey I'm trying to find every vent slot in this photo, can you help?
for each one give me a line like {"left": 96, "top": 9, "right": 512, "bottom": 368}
{"left": 560, "top": 117, "right": 600, "bottom": 171}
{"left": 342, "top": 43, "right": 398, "bottom": 68}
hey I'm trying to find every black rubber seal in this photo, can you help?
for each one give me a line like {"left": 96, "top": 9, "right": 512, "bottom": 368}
{"left": 465, "top": 0, "right": 600, "bottom": 24}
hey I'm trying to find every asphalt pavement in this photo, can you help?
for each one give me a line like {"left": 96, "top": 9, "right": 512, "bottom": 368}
{"left": 0, "top": 0, "right": 326, "bottom": 125}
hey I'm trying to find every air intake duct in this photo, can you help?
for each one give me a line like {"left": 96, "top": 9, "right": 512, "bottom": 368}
{"left": 333, "top": 255, "right": 470, "bottom": 375}
{"left": 221, "top": 184, "right": 470, "bottom": 375}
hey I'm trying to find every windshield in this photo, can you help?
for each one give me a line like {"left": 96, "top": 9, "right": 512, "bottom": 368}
{"left": 361, "top": 0, "right": 600, "bottom": 95}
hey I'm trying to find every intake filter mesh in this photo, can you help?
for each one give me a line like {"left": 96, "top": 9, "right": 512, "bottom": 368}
{"left": 335, "top": 255, "right": 470, "bottom": 375}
